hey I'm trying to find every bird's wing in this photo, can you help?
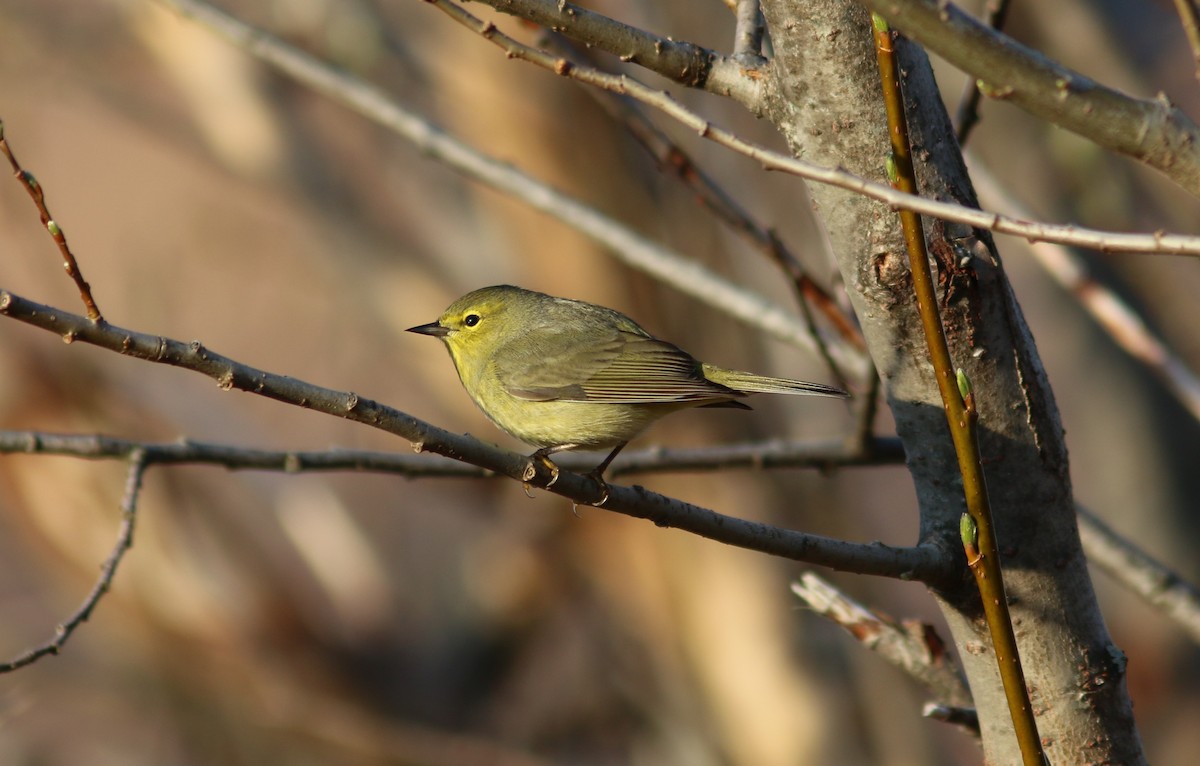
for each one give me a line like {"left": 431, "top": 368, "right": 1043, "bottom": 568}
{"left": 498, "top": 328, "right": 741, "bottom": 404}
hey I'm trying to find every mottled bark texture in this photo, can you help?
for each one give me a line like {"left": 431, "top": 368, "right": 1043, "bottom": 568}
{"left": 758, "top": 1, "right": 1144, "bottom": 762}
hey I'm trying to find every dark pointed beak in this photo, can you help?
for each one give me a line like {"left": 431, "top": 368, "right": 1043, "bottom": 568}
{"left": 406, "top": 321, "right": 450, "bottom": 337}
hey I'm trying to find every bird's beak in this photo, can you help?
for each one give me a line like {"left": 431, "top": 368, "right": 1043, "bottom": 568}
{"left": 406, "top": 321, "right": 451, "bottom": 337}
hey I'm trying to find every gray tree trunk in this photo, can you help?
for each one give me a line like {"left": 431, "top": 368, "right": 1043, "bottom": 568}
{"left": 758, "top": 0, "right": 1144, "bottom": 762}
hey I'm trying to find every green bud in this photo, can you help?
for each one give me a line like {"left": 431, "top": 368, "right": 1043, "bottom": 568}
{"left": 956, "top": 368, "right": 972, "bottom": 400}
{"left": 960, "top": 513, "right": 977, "bottom": 548}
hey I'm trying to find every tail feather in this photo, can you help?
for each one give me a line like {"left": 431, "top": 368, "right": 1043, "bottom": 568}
{"left": 703, "top": 365, "right": 848, "bottom": 398}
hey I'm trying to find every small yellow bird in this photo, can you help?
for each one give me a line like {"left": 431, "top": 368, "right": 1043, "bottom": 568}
{"left": 408, "top": 285, "right": 847, "bottom": 495}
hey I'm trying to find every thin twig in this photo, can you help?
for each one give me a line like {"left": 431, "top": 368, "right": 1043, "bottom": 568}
{"left": 732, "top": 0, "right": 766, "bottom": 64}
{"left": 953, "top": 0, "right": 1011, "bottom": 145}
{"left": 0, "top": 120, "right": 103, "bottom": 322}
{"left": 431, "top": 0, "right": 1200, "bottom": 255}
{"left": 922, "top": 703, "right": 981, "bottom": 734}
{"left": 0, "top": 289, "right": 950, "bottom": 583}
{"left": 873, "top": 17, "right": 1043, "bottom": 764}
{"left": 0, "top": 450, "right": 146, "bottom": 672}
{"left": 534, "top": 30, "right": 862, "bottom": 377}
{"left": 0, "top": 430, "right": 906, "bottom": 476}
{"left": 861, "top": 0, "right": 1200, "bottom": 197}
{"left": 158, "top": 0, "right": 1200, "bottom": 259}
{"left": 11, "top": 430, "right": 1200, "bottom": 644}
{"left": 1171, "top": 0, "right": 1200, "bottom": 84}
{"left": 461, "top": 0, "right": 764, "bottom": 107}
{"left": 1078, "top": 504, "right": 1200, "bottom": 644}
{"left": 152, "top": 0, "right": 868, "bottom": 380}
{"left": 847, "top": 358, "right": 882, "bottom": 455}
{"left": 970, "top": 160, "right": 1200, "bottom": 425}
{"left": 791, "top": 573, "right": 975, "bottom": 716}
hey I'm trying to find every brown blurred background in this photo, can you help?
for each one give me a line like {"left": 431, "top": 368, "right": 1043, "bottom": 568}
{"left": 0, "top": 1, "right": 1198, "bottom": 764}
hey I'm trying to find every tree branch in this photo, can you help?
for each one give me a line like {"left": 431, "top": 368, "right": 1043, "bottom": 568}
{"left": 0, "top": 430, "right": 906, "bottom": 476}
{"left": 859, "top": 0, "right": 1200, "bottom": 197}
{"left": 952, "top": 0, "right": 1011, "bottom": 145}
{"left": 970, "top": 160, "right": 1200, "bottom": 425}
{"left": 1079, "top": 505, "right": 1200, "bottom": 644}
{"left": 463, "top": 0, "right": 766, "bottom": 108}
{"left": 13, "top": 429, "right": 1200, "bottom": 645}
{"left": 732, "top": 0, "right": 767, "bottom": 64}
{"left": 0, "top": 120, "right": 103, "bottom": 322}
{"left": 1172, "top": 0, "right": 1200, "bottom": 84}
{"left": 9, "top": 428, "right": 1199, "bottom": 646}
{"left": 532, "top": 30, "right": 862, "bottom": 380}
{"left": 791, "top": 572, "right": 974, "bottom": 713}
{"left": 0, "top": 451, "right": 146, "bottom": 672}
{"left": 157, "top": 0, "right": 1200, "bottom": 263}
{"left": 0, "top": 289, "right": 950, "bottom": 583}
{"left": 151, "top": 0, "right": 867, "bottom": 379}
{"left": 873, "top": 18, "right": 1042, "bottom": 763}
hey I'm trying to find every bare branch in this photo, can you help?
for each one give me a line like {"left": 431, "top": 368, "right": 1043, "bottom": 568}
{"left": 953, "top": 0, "right": 1011, "bottom": 145}
{"left": 791, "top": 572, "right": 974, "bottom": 710}
{"left": 1171, "top": 0, "right": 1200, "bottom": 84}
{"left": 873, "top": 20, "right": 1042, "bottom": 760}
{"left": 534, "top": 31, "right": 862, "bottom": 380}
{"left": 0, "top": 289, "right": 950, "bottom": 583}
{"left": 0, "top": 430, "right": 906, "bottom": 477}
{"left": 971, "top": 161, "right": 1200, "bottom": 425}
{"left": 158, "top": 0, "right": 1200, "bottom": 265}
{"left": 0, "top": 451, "right": 146, "bottom": 672}
{"left": 426, "top": 1, "right": 1200, "bottom": 257}
{"left": 13, "top": 429, "right": 1200, "bottom": 642}
{"left": 462, "top": 0, "right": 765, "bottom": 108}
{"left": 0, "top": 120, "right": 103, "bottom": 321}
{"left": 733, "top": 0, "right": 767, "bottom": 64}
{"left": 859, "top": 0, "right": 1200, "bottom": 197}
{"left": 0, "top": 431, "right": 481, "bottom": 477}
{"left": 922, "top": 703, "right": 981, "bottom": 734}
{"left": 1078, "top": 505, "right": 1200, "bottom": 644}
{"left": 152, "top": 0, "right": 867, "bottom": 379}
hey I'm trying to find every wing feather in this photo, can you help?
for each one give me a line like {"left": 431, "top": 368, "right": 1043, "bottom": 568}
{"left": 498, "top": 327, "right": 740, "bottom": 404}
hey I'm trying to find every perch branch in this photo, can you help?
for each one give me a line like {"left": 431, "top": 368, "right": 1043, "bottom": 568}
{"left": 0, "top": 289, "right": 950, "bottom": 584}
{"left": 0, "top": 430, "right": 906, "bottom": 476}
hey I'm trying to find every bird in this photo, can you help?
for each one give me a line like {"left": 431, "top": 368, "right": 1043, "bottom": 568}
{"left": 408, "top": 285, "right": 847, "bottom": 502}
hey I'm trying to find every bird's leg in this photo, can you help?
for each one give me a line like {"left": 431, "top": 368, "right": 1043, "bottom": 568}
{"left": 523, "top": 447, "right": 561, "bottom": 488}
{"left": 584, "top": 442, "right": 627, "bottom": 507}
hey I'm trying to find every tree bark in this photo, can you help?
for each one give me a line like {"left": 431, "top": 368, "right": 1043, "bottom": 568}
{"left": 758, "top": 0, "right": 1144, "bottom": 762}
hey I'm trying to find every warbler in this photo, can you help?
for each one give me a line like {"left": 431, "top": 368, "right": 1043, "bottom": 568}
{"left": 408, "top": 285, "right": 847, "bottom": 497}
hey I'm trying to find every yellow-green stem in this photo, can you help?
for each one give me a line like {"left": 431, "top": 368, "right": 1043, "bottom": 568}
{"left": 871, "top": 16, "right": 1045, "bottom": 766}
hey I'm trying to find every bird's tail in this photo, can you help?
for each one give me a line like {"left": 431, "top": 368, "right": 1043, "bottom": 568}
{"left": 704, "top": 365, "right": 848, "bottom": 398}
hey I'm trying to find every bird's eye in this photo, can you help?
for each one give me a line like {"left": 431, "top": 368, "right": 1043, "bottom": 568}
{"left": 463, "top": 313, "right": 481, "bottom": 327}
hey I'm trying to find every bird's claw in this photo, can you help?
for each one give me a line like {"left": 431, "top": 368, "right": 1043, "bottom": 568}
{"left": 585, "top": 470, "right": 610, "bottom": 507}
{"left": 523, "top": 450, "right": 560, "bottom": 493}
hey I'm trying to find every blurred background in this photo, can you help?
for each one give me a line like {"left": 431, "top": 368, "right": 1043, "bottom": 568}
{"left": 0, "top": 1, "right": 1198, "bottom": 764}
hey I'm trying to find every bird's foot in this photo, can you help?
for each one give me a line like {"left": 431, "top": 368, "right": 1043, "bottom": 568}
{"left": 522, "top": 449, "right": 560, "bottom": 495}
{"left": 584, "top": 468, "right": 610, "bottom": 507}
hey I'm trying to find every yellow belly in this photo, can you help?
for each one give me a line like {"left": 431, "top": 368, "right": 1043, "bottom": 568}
{"left": 470, "top": 386, "right": 688, "bottom": 450}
